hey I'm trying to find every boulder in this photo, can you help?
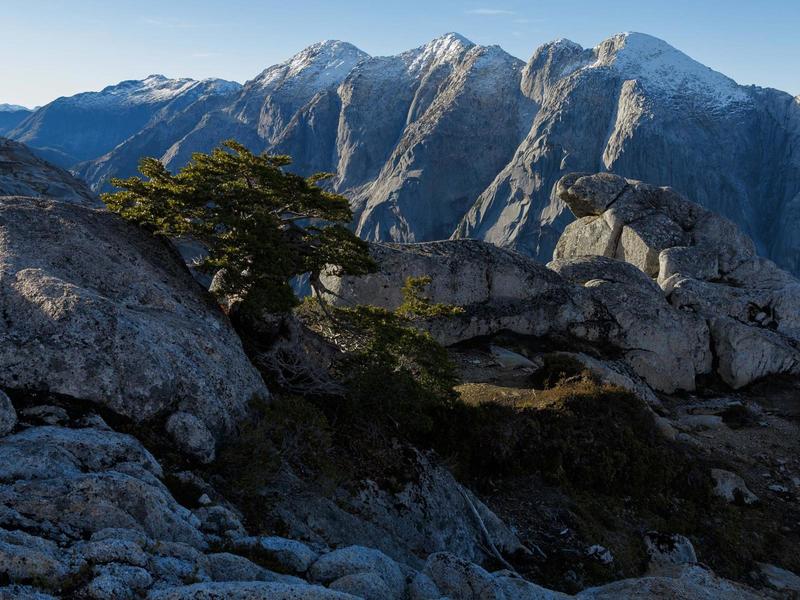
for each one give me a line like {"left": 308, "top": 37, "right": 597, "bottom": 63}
{"left": 308, "top": 546, "right": 405, "bottom": 596}
{"left": 320, "top": 239, "right": 571, "bottom": 311}
{"left": 85, "top": 575, "right": 136, "bottom": 600}
{"left": 407, "top": 571, "right": 442, "bottom": 600}
{"left": 146, "top": 582, "right": 358, "bottom": 599}
{"left": 231, "top": 536, "right": 319, "bottom": 574}
{"left": 556, "top": 172, "right": 800, "bottom": 389}
{"left": 756, "top": 563, "right": 800, "bottom": 595}
{"left": 710, "top": 469, "right": 759, "bottom": 505}
{"left": 0, "top": 529, "right": 70, "bottom": 587}
{"left": 204, "top": 552, "right": 278, "bottom": 583}
{"left": 554, "top": 216, "right": 620, "bottom": 262}
{"left": 319, "top": 239, "right": 617, "bottom": 354}
{"left": 0, "top": 586, "right": 59, "bottom": 600}
{"left": 709, "top": 318, "right": 800, "bottom": 389}
{"left": 616, "top": 213, "right": 687, "bottom": 277}
{"left": 554, "top": 173, "right": 751, "bottom": 278}
{"left": 0, "top": 197, "right": 267, "bottom": 438}
{"left": 329, "top": 571, "right": 394, "bottom": 600}
{"left": 193, "top": 505, "right": 247, "bottom": 540}
{"left": 657, "top": 246, "right": 718, "bottom": 286}
{"left": 92, "top": 563, "right": 153, "bottom": 591}
{"left": 577, "top": 564, "right": 763, "bottom": 599}
{"left": 555, "top": 172, "right": 628, "bottom": 218}
{"left": 549, "top": 256, "right": 711, "bottom": 392}
{"left": 643, "top": 532, "right": 697, "bottom": 572}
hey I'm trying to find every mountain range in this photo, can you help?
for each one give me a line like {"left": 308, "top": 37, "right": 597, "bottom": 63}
{"left": 6, "top": 32, "right": 800, "bottom": 274}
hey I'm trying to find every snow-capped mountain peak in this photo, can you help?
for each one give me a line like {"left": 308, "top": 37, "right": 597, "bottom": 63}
{"left": 590, "top": 32, "right": 750, "bottom": 106}
{"left": 253, "top": 40, "right": 368, "bottom": 89}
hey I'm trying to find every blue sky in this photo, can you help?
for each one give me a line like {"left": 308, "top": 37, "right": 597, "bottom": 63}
{"left": 2, "top": 0, "right": 798, "bottom": 107}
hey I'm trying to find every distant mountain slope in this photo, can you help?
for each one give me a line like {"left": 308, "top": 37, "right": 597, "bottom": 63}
{"left": 0, "top": 104, "right": 32, "bottom": 136}
{"left": 0, "top": 137, "right": 97, "bottom": 204}
{"left": 8, "top": 75, "right": 241, "bottom": 167}
{"left": 22, "top": 32, "right": 800, "bottom": 274}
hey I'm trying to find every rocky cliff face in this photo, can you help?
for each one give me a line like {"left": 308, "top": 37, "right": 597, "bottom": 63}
{"left": 14, "top": 32, "right": 798, "bottom": 274}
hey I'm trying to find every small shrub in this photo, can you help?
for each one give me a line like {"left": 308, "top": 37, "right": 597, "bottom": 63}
{"left": 529, "top": 353, "right": 588, "bottom": 389}
{"left": 215, "top": 395, "right": 333, "bottom": 495}
{"left": 395, "top": 276, "right": 465, "bottom": 319}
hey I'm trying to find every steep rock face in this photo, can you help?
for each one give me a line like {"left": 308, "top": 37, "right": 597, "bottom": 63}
{"left": 351, "top": 36, "right": 533, "bottom": 242}
{"left": 8, "top": 75, "right": 241, "bottom": 167}
{"left": 0, "top": 137, "right": 97, "bottom": 204}
{"left": 554, "top": 172, "right": 800, "bottom": 388}
{"left": 0, "top": 196, "right": 267, "bottom": 437}
{"left": 74, "top": 88, "right": 241, "bottom": 193}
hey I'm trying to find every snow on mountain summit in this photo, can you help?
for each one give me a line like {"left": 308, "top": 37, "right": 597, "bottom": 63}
{"left": 405, "top": 33, "right": 476, "bottom": 74}
{"left": 591, "top": 32, "right": 750, "bottom": 106}
{"left": 253, "top": 40, "right": 368, "bottom": 89}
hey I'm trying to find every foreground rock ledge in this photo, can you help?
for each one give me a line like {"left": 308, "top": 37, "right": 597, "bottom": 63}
{"left": 0, "top": 196, "right": 268, "bottom": 436}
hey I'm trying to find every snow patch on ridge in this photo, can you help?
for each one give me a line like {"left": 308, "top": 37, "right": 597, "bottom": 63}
{"left": 64, "top": 75, "right": 241, "bottom": 108}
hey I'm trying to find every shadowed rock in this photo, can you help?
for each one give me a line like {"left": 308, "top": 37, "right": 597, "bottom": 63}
{"left": 0, "top": 196, "right": 268, "bottom": 438}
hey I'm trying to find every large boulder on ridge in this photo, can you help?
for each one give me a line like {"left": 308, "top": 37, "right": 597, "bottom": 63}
{"left": 0, "top": 196, "right": 267, "bottom": 437}
{"left": 554, "top": 172, "right": 755, "bottom": 279}
{"left": 319, "top": 239, "right": 618, "bottom": 348}
{"left": 555, "top": 172, "right": 800, "bottom": 388}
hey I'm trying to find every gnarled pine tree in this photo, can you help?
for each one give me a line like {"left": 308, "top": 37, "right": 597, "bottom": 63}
{"left": 102, "top": 140, "right": 375, "bottom": 313}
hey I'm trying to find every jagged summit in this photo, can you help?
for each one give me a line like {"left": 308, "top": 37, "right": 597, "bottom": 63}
{"left": 13, "top": 32, "right": 800, "bottom": 276}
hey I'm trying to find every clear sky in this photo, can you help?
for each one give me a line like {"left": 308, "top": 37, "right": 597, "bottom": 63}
{"left": 2, "top": 0, "right": 798, "bottom": 107}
